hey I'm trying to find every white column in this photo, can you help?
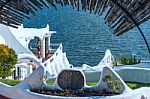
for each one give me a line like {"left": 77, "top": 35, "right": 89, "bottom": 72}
{"left": 15, "top": 67, "right": 18, "bottom": 77}
{"left": 20, "top": 68, "right": 23, "bottom": 80}
{"left": 41, "top": 37, "right": 45, "bottom": 58}
{"left": 48, "top": 35, "right": 51, "bottom": 51}
{"left": 29, "top": 65, "right": 33, "bottom": 74}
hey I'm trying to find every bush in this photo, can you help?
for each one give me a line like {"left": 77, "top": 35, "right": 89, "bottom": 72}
{"left": 117, "top": 55, "right": 140, "bottom": 65}
{"left": 0, "top": 44, "right": 17, "bottom": 79}
{"left": 103, "top": 73, "right": 123, "bottom": 94}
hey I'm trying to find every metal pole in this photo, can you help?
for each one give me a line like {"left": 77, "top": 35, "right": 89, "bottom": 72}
{"left": 136, "top": 25, "right": 150, "bottom": 54}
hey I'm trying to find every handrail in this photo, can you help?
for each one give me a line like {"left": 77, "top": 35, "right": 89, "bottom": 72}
{"left": 44, "top": 43, "right": 62, "bottom": 64}
{"left": 50, "top": 43, "right": 61, "bottom": 46}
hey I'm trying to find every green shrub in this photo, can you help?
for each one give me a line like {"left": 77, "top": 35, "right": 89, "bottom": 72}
{"left": 103, "top": 73, "right": 123, "bottom": 94}
{"left": 0, "top": 44, "right": 17, "bottom": 79}
{"left": 117, "top": 55, "right": 140, "bottom": 65}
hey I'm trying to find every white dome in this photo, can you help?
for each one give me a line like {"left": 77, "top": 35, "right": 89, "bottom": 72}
{"left": 0, "top": 35, "right": 6, "bottom": 44}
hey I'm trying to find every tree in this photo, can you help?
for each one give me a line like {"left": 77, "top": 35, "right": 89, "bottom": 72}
{"left": 0, "top": 44, "right": 17, "bottom": 79}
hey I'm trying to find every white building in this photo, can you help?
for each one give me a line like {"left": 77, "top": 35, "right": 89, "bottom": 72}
{"left": 0, "top": 24, "right": 71, "bottom": 80}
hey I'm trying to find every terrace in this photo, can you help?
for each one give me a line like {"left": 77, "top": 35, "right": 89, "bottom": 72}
{"left": 0, "top": 0, "right": 150, "bottom": 98}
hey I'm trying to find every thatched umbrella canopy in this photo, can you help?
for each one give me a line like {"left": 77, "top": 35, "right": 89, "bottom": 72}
{"left": 0, "top": 0, "right": 150, "bottom": 52}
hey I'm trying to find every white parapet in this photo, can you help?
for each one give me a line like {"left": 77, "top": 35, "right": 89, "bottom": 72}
{"left": 44, "top": 43, "right": 71, "bottom": 79}
{"left": 0, "top": 66, "right": 150, "bottom": 99}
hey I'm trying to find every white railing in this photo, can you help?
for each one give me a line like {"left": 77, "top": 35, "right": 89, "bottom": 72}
{"left": 50, "top": 43, "right": 61, "bottom": 46}
{"left": 49, "top": 43, "right": 61, "bottom": 53}
{"left": 44, "top": 43, "right": 63, "bottom": 64}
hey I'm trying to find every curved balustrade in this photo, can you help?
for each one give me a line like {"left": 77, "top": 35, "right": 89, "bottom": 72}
{"left": 44, "top": 43, "right": 71, "bottom": 78}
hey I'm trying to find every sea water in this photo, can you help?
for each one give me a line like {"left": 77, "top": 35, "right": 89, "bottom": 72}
{"left": 24, "top": 5, "right": 150, "bottom": 67}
